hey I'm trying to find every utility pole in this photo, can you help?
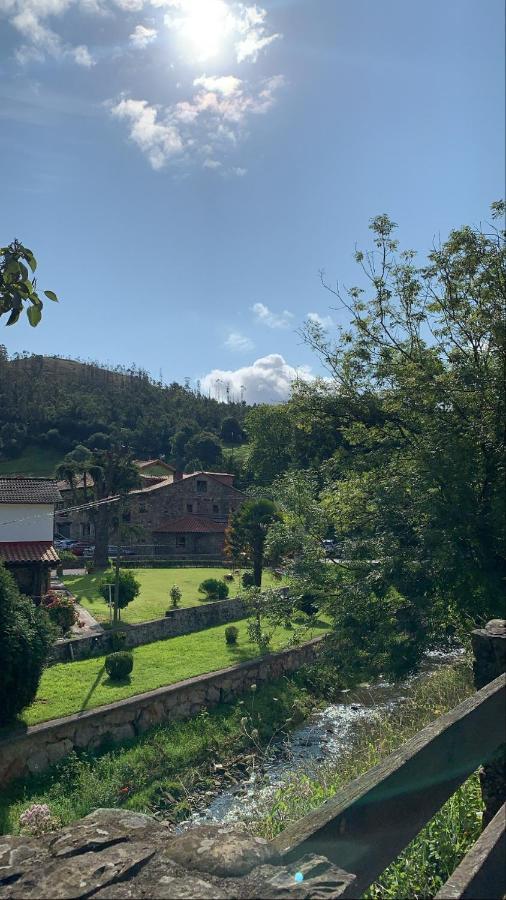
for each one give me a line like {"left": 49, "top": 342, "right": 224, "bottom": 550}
{"left": 113, "top": 551, "right": 121, "bottom": 624}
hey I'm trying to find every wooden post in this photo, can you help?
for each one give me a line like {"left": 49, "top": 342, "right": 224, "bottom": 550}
{"left": 471, "top": 619, "right": 506, "bottom": 828}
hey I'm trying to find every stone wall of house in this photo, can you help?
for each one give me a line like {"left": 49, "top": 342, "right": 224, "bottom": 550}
{"left": 50, "top": 597, "right": 249, "bottom": 663}
{"left": 0, "top": 638, "right": 323, "bottom": 788}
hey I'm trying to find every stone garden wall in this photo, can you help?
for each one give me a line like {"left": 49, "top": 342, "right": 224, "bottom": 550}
{"left": 51, "top": 597, "right": 249, "bottom": 663}
{"left": 0, "top": 637, "right": 323, "bottom": 788}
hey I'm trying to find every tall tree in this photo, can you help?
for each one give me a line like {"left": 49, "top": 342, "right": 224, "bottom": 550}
{"left": 301, "top": 201, "right": 506, "bottom": 629}
{"left": 226, "top": 499, "right": 281, "bottom": 586}
{"left": 87, "top": 447, "right": 140, "bottom": 568}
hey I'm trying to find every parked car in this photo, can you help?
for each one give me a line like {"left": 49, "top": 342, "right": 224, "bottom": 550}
{"left": 54, "top": 539, "right": 75, "bottom": 550}
{"left": 72, "top": 542, "right": 93, "bottom": 557}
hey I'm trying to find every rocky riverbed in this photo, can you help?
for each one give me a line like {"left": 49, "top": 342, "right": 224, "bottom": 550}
{"left": 182, "top": 649, "right": 465, "bottom": 829}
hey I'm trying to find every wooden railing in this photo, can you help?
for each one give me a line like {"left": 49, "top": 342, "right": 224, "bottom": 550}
{"left": 272, "top": 639, "right": 505, "bottom": 899}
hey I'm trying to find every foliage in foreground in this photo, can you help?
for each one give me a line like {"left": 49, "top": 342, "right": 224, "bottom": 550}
{"left": 0, "top": 240, "right": 58, "bottom": 327}
{"left": 0, "top": 678, "right": 314, "bottom": 834}
{"left": 0, "top": 565, "right": 55, "bottom": 726}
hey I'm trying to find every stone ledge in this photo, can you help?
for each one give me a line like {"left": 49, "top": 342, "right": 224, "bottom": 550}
{"left": 0, "top": 809, "right": 354, "bottom": 899}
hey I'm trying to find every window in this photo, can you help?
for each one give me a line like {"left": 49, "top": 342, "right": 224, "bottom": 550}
{"left": 186, "top": 503, "right": 193, "bottom": 513}
{"left": 139, "top": 504, "right": 146, "bottom": 514}
{"left": 196, "top": 480, "right": 207, "bottom": 493}
{"left": 213, "top": 504, "right": 219, "bottom": 514}
{"left": 122, "top": 511, "right": 131, "bottom": 523}
{"left": 80, "top": 522, "right": 92, "bottom": 537}
{"left": 176, "top": 535, "right": 186, "bottom": 548}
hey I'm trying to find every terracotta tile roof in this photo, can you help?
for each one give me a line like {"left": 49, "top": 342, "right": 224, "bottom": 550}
{"left": 0, "top": 478, "right": 61, "bottom": 505}
{"left": 134, "top": 459, "right": 176, "bottom": 472}
{"left": 154, "top": 515, "right": 226, "bottom": 534}
{"left": 129, "top": 477, "right": 174, "bottom": 496}
{"left": 0, "top": 541, "right": 60, "bottom": 563}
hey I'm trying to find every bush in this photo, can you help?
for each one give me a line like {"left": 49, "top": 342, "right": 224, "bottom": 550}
{"left": 99, "top": 570, "right": 140, "bottom": 610}
{"left": 295, "top": 592, "right": 319, "bottom": 617}
{"left": 41, "top": 592, "right": 78, "bottom": 635}
{"left": 0, "top": 565, "right": 55, "bottom": 725}
{"left": 198, "top": 578, "right": 229, "bottom": 601}
{"left": 105, "top": 651, "right": 133, "bottom": 680}
{"left": 169, "top": 584, "right": 182, "bottom": 609}
{"left": 241, "top": 571, "right": 255, "bottom": 589}
{"left": 110, "top": 631, "right": 127, "bottom": 652}
{"left": 225, "top": 625, "right": 239, "bottom": 645}
{"left": 57, "top": 550, "right": 77, "bottom": 564}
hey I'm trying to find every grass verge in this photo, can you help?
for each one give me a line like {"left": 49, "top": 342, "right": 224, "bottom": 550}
{"left": 20, "top": 617, "right": 328, "bottom": 726}
{"left": 0, "top": 677, "right": 315, "bottom": 834}
{"left": 65, "top": 567, "right": 285, "bottom": 624}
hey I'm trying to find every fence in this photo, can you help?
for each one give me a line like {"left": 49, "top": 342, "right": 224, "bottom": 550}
{"left": 271, "top": 619, "right": 506, "bottom": 899}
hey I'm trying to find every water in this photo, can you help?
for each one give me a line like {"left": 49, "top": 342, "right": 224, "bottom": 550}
{"left": 183, "top": 649, "right": 465, "bottom": 828}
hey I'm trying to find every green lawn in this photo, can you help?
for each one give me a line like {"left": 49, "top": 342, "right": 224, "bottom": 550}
{"left": 0, "top": 445, "right": 63, "bottom": 477}
{"left": 22, "top": 618, "right": 327, "bottom": 726}
{"left": 65, "top": 567, "right": 285, "bottom": 624}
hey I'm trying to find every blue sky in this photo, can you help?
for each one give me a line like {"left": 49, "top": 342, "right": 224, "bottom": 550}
{"left": 1, "top": 0, "right": 504, "bottom": 402}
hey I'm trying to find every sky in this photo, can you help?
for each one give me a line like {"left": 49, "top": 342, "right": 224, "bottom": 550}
{"left": 0, "top": 0, "right": 504, "bottom": 403}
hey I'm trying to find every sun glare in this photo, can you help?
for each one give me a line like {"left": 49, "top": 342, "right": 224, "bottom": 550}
{"left": 177, "top": 0, "right": 233, "bottom": 61}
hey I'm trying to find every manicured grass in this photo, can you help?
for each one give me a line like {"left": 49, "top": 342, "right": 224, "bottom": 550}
{"left": 23, "top": 617, "right": 327, "bottom": 726}
{"left": 65, "top": 567, "right": 284, "bottom": 624}
{"left": 0, "top": 445, "right": 63, "bottom": 477}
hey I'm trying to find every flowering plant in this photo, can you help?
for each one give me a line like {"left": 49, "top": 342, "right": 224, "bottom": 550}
{"left": 19, "top": 804, "right": 60, "bottom": 836}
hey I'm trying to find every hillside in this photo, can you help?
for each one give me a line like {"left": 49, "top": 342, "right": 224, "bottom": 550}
{"left": 0, "top": 351, "right": 248, "bottom": 475}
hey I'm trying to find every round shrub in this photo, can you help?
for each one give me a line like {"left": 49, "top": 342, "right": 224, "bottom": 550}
{"left": 99, "top": 570, "right": 140, "bottom": 610}
{"left": 198, "top": 578, "right": 229, "bottom": 601}
{"left": 241, "top": 571, "right": 255, "bottom": 589}
{"left": 225, "top": 625, "right": 239, "bottom": 645}
{"left": 42, "top": 592, "right": 78, "bottom": 635}
{"left": 0, "top": 565, "right": 55, "bottom": 726}
{"left": 296, "top": 592, "right": 319, "bottom": 617}
{"left": 105, "top": 651, "right": 133, "bottom": 680}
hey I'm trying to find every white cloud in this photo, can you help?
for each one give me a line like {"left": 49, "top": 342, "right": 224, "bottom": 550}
{"left": 252, "top": 301, "right": 293, "bottom": 329}
{"left": 163, "top": 0, "right": 280, "bottom": 65}
{"left": 110, "top": 97, "right": 184, "bottom": 169}
{"left": 224, "top": 331, "right": 254, "bottom": 351}
{"left": 307, "top": 312, "right": 333, "bottom": 330}
{"left": 3, "top": 0, "right": 99, "bottom": 65}
{"left": 129, "top": 24, "right": 157, "bottom": 47}
{"left": 201, "top": 353, "right": 314, "bottom": 403}
{"left": 194, "top": 74, "right": 242, "bottom": 96}
{"left": 71, "top": 43, "right": 95, "bottom": 65}
{"left": 110, "top": 73, "right": 284, "bottom": 169}
{"left": 233, "top": 166, "right": 247, "bottom": 176}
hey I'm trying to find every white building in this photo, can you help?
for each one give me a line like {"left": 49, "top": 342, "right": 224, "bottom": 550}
{"left": 0, "top": 477, "right": 61, "bottom": 601}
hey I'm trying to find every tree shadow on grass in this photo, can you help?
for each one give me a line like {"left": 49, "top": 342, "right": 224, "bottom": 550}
{"left": 79, "top": 665, "right": 106, "bottom": 713}
{"left": 226, "top": 646, "right": 260, "bottom": 664}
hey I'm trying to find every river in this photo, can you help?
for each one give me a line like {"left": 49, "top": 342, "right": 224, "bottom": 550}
{"left": 183, "top": 649, "right": 465, "bottom": 829}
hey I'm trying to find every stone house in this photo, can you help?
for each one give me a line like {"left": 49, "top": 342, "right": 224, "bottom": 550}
{"left": 55, "top": 469, "right": 245, "bottom": 560}
{"left": 0, "top": 477, "right": 61, "bottom": 601}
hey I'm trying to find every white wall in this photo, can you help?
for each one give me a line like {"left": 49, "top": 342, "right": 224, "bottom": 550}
{"left": 0, "top": 504, "right": 54, "bottom": 542}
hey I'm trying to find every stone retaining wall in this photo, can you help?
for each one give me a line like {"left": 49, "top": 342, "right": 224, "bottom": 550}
{"left": 0, "top": 637, "right": 323, "bottom": 788}
{"left": 51, "top": 597, "right": 248, "bottom": 663}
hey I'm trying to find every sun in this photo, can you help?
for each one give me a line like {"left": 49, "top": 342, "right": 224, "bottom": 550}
{"left": 177, "top": 0, "right": 234, "bottom": 61}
